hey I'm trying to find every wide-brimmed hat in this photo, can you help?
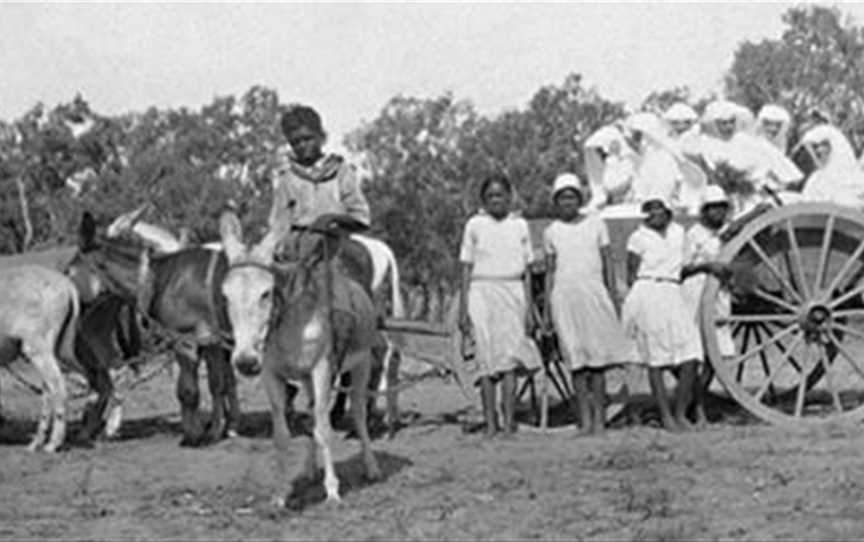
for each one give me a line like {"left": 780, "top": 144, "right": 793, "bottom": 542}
{"left": 552, "top": 173, "right": 585, "bottom": 201}
{"left": 699, "top": 185, "right": 730, "bottom": 210}
{"left": 640, "top": 195, "right": 673, "bottom": 214}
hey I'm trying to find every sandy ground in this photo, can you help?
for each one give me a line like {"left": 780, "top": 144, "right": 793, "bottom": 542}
{"left": 3, "top": 357, "right": 864, "bottom": 542}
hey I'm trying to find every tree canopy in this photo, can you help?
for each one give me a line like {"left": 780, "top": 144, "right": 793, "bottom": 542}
{"left": 1, "top": 5, "right": 862, "bottom": 317}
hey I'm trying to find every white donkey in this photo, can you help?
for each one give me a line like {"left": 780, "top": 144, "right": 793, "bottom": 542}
{"left": 219, "top": 207, "right": 389, "bottom": 507}
{"left": 0, "top": 265, "right": 80, "bottom": 452}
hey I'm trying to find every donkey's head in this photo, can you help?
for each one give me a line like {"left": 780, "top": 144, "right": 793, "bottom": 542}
{"left": 219, "top": 208, "right": 292, "bottom": 377}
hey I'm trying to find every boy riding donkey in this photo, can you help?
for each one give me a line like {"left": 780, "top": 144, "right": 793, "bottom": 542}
{"left": 268, "top": 105, "right": 392, "bottom": 432}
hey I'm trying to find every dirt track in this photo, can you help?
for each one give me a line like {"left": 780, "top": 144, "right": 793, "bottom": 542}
{"left": 3, "top": 363, "right": 864, "bottom": 541}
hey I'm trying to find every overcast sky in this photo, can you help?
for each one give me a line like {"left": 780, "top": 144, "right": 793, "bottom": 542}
{"left": 1, "top": 2, "right": 861, "bottom": 144}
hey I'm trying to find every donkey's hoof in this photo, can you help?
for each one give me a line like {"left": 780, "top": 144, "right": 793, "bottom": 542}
{"left": 365, "top": 465, "right": 384, "bottom": 483}
{"left": 179, "top": 434, "right": 205, "bottom": 447}
{"left": 26, "top": 441, "right": 43, "bottom": 453}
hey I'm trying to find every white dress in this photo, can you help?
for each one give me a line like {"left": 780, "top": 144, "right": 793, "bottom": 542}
{"left": 622, "top": 223, "right": 702, "bottom": 367}
{"left": 459, "top": 212, "right": 541, "bottom": 381}
{"left": 544, "top": 216, "right": 636, "bottom": 370}
{"left": 682, "top": 223, "right": 735, "bottom": 357}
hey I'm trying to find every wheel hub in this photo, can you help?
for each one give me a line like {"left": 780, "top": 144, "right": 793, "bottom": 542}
{"left": 800, "top": 304, "right": 831, "bottom": 341}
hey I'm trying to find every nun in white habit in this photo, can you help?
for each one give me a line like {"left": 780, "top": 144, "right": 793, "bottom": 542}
{"left": 698, "top": 100, "right": 803, "bottom": 214}
{"left": 755, "top": 104, "right": 793, "bottom": 152}
{"left": 624, "top": 112, "right": 707, "bottom": 214}
{"left": 800, "top": 124, "right": 864, "bottom": 204}
{"left": 582, "top": 124, "right": 638, "bottom": 208}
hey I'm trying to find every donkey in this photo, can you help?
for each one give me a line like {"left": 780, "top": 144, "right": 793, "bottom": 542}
{"left": 0, "top": 265, "right": 80, "bottom": 452}
{"left": 219, "top": 208, "right": 389, "bottom": 506}
{"left": 73, "top": 294, "right": 142, "bottom": 443}
{"left": 69, "top": 212, "right": 239, "bottom": 446}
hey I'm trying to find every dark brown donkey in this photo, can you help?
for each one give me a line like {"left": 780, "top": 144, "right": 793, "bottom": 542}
{"left": 69, "top": 212, "right": 239, "bottom": 446}
{"left": 219, "top": 209, "right": 390, "bottom": 506}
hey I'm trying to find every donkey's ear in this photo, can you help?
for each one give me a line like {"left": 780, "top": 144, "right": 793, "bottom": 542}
{"left": 219, "top": 210, "right": 245, "bottom": 262}
{"left": 79, "top": 211, "right": 97, "bottom": 247}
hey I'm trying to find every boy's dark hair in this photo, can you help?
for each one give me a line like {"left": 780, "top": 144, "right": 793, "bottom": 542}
{"left": 479, "top": 173, "right": 513, "bottom": 201}
{"left": 281, "top": 105, "right": 324, "bottom": 137}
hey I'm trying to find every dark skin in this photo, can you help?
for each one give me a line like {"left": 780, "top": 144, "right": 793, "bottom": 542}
{"left": 680, "top": 201, "right": 732, "bottom": 427}
{"left": 286, "top": 125, "right": 325, "bottom": 167}
{"left": 458, "top": 181, "right": 533, "bottom": 438}
{"left": 626, "top": 200, "right": 698, "bottom": 432}
{"left": 543, "top": 188, "right": 615, "bottom": 434}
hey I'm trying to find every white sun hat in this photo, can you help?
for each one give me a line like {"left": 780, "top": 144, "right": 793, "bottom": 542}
{"left": 552, "top": 172, "right": 584, "bottom": 199}
{"left": 699, "top": 185, "right": 730, "bottom": 209}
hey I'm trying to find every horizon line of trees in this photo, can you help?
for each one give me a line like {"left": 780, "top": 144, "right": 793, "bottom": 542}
{"left": 0, "top": 5, "right": 861, "bottom": 320}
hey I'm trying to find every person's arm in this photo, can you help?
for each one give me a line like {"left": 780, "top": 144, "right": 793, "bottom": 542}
{"left": 600, "top": 245, "right": 620, "bottom": 315}
{"left": 597, "top": 220, "right": 619, "bottom": 314}
{"left": 459, "top": 262, "right": 473, "bottom": 335}
{"left": 626, "top": 252, "right": 641, "bottom": 289}
{"left": 543, "top": 253, "right": 556, "bottom": 333}
{"left": 458, "top": 219, "right": 476, "bottom": 335}
{"left": 338, "top": 163, "right": 371, "bottom": 228}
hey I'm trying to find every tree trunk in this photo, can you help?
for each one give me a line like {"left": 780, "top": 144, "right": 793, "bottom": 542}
{"left": 15, "top": 176, "right": 33, "bottom": 252}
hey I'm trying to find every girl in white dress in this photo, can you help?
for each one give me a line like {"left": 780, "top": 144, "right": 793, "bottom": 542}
{"left": 458, "top": 174, "right": 541, "bottom": 437}
{"left": 543, "top": 173, "right": 635, "bottom": 433}
{"left": 681, "top": 185, "right": 736, "bottom": 426}
{"left": 622, "top": 196, "right": 702, "bottom": 431}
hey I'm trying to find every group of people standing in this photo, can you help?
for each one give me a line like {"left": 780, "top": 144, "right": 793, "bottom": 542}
{"left": 457, "top": 98, "right": 864, "bottom": 437}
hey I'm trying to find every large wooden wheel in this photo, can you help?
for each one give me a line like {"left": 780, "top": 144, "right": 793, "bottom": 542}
{"left": 701, "top": 203, "right": 864, "bottom": 429}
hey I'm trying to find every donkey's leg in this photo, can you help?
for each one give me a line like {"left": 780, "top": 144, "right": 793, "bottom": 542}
{"left": 311, "top": 357, "right": 340, "bottom": 502}
{"left": 29, "top": 352, "right": 67, "bottom": 453}
{"left": 222, "top": 350, "right": 241, "bottom": 438}
{"left": 349, "top": 352, "right": 382, "bottom": 481}
{"left": 384, "top": 342, "right": 401, "bottom": 439}
{"left": 262, "top": 368, "right": 293, "bottom": 508}
{"left": 175, "top": 351, "right": 203, "bottom": 446}
{"left": 79, "top": 364, "right": 113, "bottom": 443}
{"left": 27, "top": 387, "right": 51, "bottom": 452}
{"left": 201, "top": 345, "right": 228, "bottom": 443}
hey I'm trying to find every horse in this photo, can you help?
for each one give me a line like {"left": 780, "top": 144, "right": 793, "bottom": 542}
{"left": 219, "top": 207, "right": 393, "bottom": 506}
{"left": 68, "top": 212, "right": 239, "bottom": 447}
{"left": 0, "top": 265, "right": 80, "bottom": 452}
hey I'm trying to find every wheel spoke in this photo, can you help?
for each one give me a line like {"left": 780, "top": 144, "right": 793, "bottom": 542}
{"left": 752, "top": 287, "right": 799, "bottom": 314}
{"left": 717, "top": 313, "right": 799, "bottom": 325}
{"left": 833, "top": 308, "right": 864, "bottom": 319}
{"left": 814, "top": 213, "right": 835, "bottom": 293}
{"left": 736, "top": 325, "right": 752, "bottom": 382}
{"left": 747, "top": 238, "right": 803, "bottom": 303}
{"left": 754, "top": 332, "right": 803, "bottom": 403}
{"left": 757, "top": 322, "right": 803, "bottom": 373}
{"left": 826, "top": 331, "right": 864, "bottom": 382}
{"left": 829, "top": 282, "right": 864, "bottom": 310}
{"left": 818, "top": 343, "right": 843, "bottom": 413}
{"left": 731, "top": 323, "right": 799, "bottom": 369}
{"left": 794, "top": 343, "right": 817, "bottom": 418}
{"left": 751, "top": 324, "right": 777, "bottom": 401}
{"left": 824, "top": 237, "right": 864, "bottom": 300}
{"left": 831, "top": 322, "right": 864, "bottom": 343}
{"left": 785, "top": 219, "right": 810, "bottom": 299}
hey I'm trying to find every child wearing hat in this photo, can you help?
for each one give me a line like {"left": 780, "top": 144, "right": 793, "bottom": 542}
{"left": 622, "top": 196, "right": 702, "bottom": 431}
{"left": 543, "top": 173, "right": 635, "bottom": 434}
{"left": 681, "top": 185, "right": 735, "bottom": 425}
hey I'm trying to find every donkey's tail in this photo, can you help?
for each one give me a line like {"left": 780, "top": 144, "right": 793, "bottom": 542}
{"left": 384, "top": 246, "right": 405, "bottom": 319}
{"left": 57, "top": 281, "right": 81, "bottom": 367}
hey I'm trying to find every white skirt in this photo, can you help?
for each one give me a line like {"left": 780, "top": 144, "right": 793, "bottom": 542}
{"left": 551, "top": 279, "right": 637, "bottom": 370}
{"left": 468, "top": 279, "right": 541, "bottom": 381}
{"left": 622, "top": 279, "right": 702, "bottom": 367}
